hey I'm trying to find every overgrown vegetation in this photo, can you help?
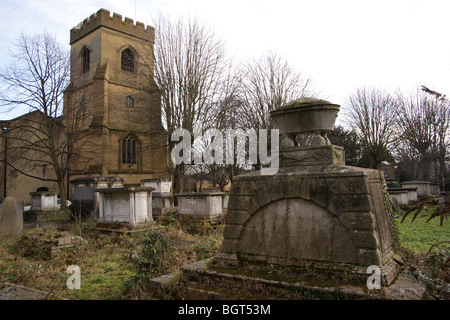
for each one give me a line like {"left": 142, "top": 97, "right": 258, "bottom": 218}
{"left": 126, "top": 230, "right": 174, "bottom": 298}
{"left": 394, "top": 200, "right": 449, "bottom": 299}
{"left": 396, "top": 198, "right": 449, "bottom": 252}
{"left": 400, "top": 196, "right": 449, "bottom": 226}
{"left": 0, "top": 200, "right": 448, "bottom": 300}
{"left": 0, "top": 219, "right": 224, "bottom": 300}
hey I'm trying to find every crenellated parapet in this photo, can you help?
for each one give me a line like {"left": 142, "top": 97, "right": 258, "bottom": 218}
{"left": 70, "top": 8, "right": 154, "bottom": 44}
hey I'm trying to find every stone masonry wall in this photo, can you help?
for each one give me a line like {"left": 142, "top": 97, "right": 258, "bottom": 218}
{"left": 215, "top": 165, "right": 399, "bottom": 285}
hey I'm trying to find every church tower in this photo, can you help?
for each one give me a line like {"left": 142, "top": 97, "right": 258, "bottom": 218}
{"left": 64, "top": 9, "right": 169, "bottom": 186}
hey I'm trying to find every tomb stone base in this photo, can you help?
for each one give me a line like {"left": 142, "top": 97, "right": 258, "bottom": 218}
{"left": 214, "top": 165, "right": 400, "bottom": 286}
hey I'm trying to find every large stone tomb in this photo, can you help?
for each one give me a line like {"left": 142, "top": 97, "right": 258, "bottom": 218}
{"left": 214, "top": 98, "right": 400, "bottom": 286}
{"left": 96, "top": 186, "right": 154, "bottom": 226}
{"left": 141, "top": 178, "right": 174, "bottom": 217}
{"left": 176, "top": 192, "right": 225, "bottom": 219}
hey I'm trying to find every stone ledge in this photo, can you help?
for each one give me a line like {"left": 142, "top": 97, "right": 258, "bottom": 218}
{"left": 0, "top": 283, "right": 66, "bottom": 300}
{"left": 233, "top": 165, "right": 371, "bottom": 180}
{"left": 150, "top": 258, "right": 426, "bottom": 300}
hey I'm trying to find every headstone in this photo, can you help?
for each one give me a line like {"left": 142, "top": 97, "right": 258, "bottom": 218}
{"left": 0, "top": 197, "right": 23, "bottom": 238}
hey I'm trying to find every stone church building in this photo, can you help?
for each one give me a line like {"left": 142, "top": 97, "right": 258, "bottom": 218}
{"left": 0, "top": 9, "right": 170, "bottom": 202}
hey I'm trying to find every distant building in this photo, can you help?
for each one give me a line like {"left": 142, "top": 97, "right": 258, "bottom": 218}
{"left": 376, "top": 161, "right": 396, "bottom": 180}
{"left": 0, "top": 111, "right": 61, "bottom": 202}
{"left": 0, "top": 9, "right": 171, "bottom": 203}
{"left": 64, "top": 8, "right": 170, "bottom": 186}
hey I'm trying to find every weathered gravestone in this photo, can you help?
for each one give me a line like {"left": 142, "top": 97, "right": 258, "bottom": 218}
{"left": 0, "top": 197, "right": 23, "bottom": 238}
{"left": 96, "top": 182, "right": 155, "bottom": 227}
{"left": 141, "top": 178, "right": 174, "bottom": 217}
{"left": 214, "top": 98, "right": 400, "bottom": 286}
{"left": 30, "top": 189, "right": 58, "bottom": 211}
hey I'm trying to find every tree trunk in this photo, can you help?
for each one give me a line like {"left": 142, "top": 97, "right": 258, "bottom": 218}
{"left": 58, "top": 177, "right": 68, "bottom": 212}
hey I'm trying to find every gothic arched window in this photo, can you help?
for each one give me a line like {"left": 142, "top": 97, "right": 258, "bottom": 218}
{"left": 81, "top": 47, "right": 90, "bottom": 73}
{"left": 121, "top": 48, "right": 135, "bottom": 72}
{"left": 122, "top": 134, "right": 136, "bottom": 164}
{"left": 125, "top": 96, "right": 134, "bottom": 108}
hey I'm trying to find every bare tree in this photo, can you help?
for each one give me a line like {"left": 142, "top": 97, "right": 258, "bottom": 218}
{"left": 151, "top": 15, "right": 236, "bottom": 193}
{"left": 214, "top": 92, "right": 250, "bottom": 182}
{"left": 0, "top": 32, "right": 74, "bottom": 211}
{"left": 154, "top": 15, "right": 235, "bottom": 135}
{"left": 238, "top": 52, "right": 315, "bottom": 130}
{"left": 395, "top": 86, "right": 450, "bottom": 182}
{"left": 343, "top": 87, "right": 398, "bottom": 169}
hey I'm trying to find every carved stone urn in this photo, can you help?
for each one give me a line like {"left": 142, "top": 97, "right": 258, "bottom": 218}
{"left": 270, "top": 97, "right": 340, "bottom": 147}
{"left": 270, "top": 97, "right": 344, "bottom": 167}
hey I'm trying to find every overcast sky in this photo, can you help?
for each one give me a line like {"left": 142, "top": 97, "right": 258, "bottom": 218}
{"left": 1, "top": 0, "right": 449, "bottom": 121}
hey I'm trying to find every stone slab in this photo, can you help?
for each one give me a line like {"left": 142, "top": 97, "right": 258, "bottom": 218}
{"left": 217, "top": 165, "right": 399, "bottom": 285}
{"left": 150, "top": 258, "right": 427, "bottom": 300}
{"left": 0, "top": 283, "right": 65, "bottom": 300}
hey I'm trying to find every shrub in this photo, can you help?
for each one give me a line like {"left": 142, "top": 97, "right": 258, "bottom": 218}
{"left": 129, "top": 230, "right": 173, "bottom": 279}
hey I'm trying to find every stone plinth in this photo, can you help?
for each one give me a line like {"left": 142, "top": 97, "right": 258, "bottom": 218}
{"left": 401, "top": 181, "right": 431, "bottom": 197}
{"left": 30, "top": 191, "right": 58, "bottom": 211}
{"left": 70, "top": 176, "right": 126, "bottom": 217}
{"left": 149, "top": 257, "right": 425, "bottom": 300}
{"left": 71, "top": 177, "right": 97, "bottom": 201}
{"left": 388, "top": 188, "right": 418, "bottom": 205}
{"left": 31, "top": 234, "right": 81, "bottom": 258}
{"left": 430, "top": 183, "right": 440, "bottom": 196}
{"left": 280, "top": 145, "right": 345, "bottom": 167}
{"left": 388, "top": 189, "right": 409, "bottom": 206}
{"left": 96, "top": 186, "right": 154, "bottom": 226}
{"left": 404, "top": 187, "right": 419, "bottom": 203}
{"left": 141, "top": 178, "right": 174, "bottom": 216}
{"left": 140, "top": 178, "right": 172, "bottom": 193}
{"left": 222, "top": 194, "right": 230, "bottom": 209}
{"left": 150, "top": 192, "right": 174, "bottom": 216}
{"left": 175, "top": 192, "right": 224, "bottom": 219}
{"left": 215, "top": 166, "right": 399, "bottom": 285}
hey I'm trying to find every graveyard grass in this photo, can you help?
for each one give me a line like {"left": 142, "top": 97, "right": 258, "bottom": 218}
{"left": 395, "top": 203, "right": 450, "bottom": 254}
{"left": 0, "top": 221, "right": 224, "bottom": 300}
{"left": 0, "top": 205, "right": 448, "bottom": 300}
